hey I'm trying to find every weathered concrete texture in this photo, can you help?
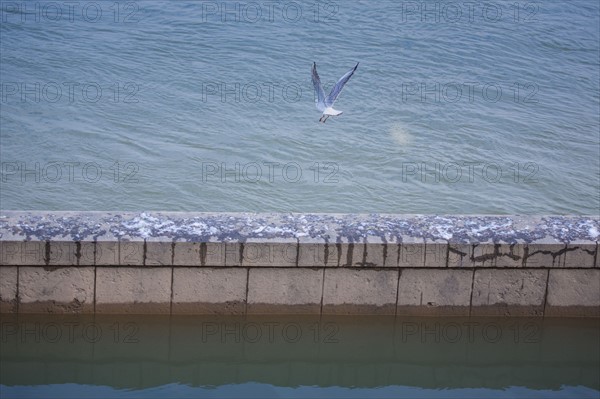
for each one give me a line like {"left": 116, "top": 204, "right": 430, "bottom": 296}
{"left": 247, "top": 268, "right": 323, "bottom": 314}
{"left": 18, "top": 267, "right": 94, "bottom": 313}
{"left": 45, "top": 240, "right": 96, "bottom": 266}
{"left": 96, "top": 267, "right": 171, "bottom": 314}
{"left": 145, "top": 238, "right": 173, "bottom": 266}
{"left": 525, "top": 238, "right": 568, "bottom": 268}
{"left": 524, "top": 236, "right": 597, "bottom": 269}
{"left": 301, "top": 236, "right": 394, "bottom": 268}
{"left": 0, "top": 240, "right": 46, "bottom": 266}
{"left": 338, "top": 237, "right": 405, "bottom": 268}
{"left": 173, "top": 241, "right": 201, "bottom": 266}
{"left": 398, "top": 236, "right": 425, "bottom": 267}
{"left": 361, "top": 236, "right": 387, "bottom": 267}
{"left": 224, "top": 241, "right": 243, "bottom": 266}
{"left": 397, "top": 269, "right": 473, "bottom": 316}
{"left": 3, "top": 211, "right": 599, "bottom": 244}
{"left": 471, "top": 269, "right": 548, "bottom": 316}
{"left": 242, "top": 238, "right": 298, "bottom": 267}
{"left": 448, "top": 243, "right": 472, "bottom": 267}
{"left": 336, "top": 237, "right": 365, "bottom": 267}
{"left": 2, "top": 212, "right": 598, "bottom": 266}
{"left": 322, "top": 269, "right": 398, "bottom": 315}
{"left": 424, "top": 239, "right": 448, "bottom": 267}
{"left": 546, "top": 269, "right": 600, "bottom": 317}
{"left": 0, "top": 215, "right": 21, "bottom": 265}
{"left": 173, "top": 241, "right": 225, "bottom": 266}
{"left": 201, "top": 242, "right": 227, "bottom": 266}
{"left": 1, "top": 212, "right": 599, "bottom": 316}
{"left": 0, "top": 266, "right": 18, "bottom": 313}
{"left": 563, "top": 241, "right": 597, "bottom": 268}
{"left": 472, "top": 242, "right": 526, "bottom": 268}
{"left": 46, "top": 241, "right": 77, "bottom": 266}
{"left": 94, "top": 225, "right": 120, "bottom": 266}
{"left": 172, "top": 267, "right": 246, "bottom": 314}
{"left": 298, "top": 236, "right": 338, "bottom": 267}
{"left": 118, "top": 239, "right": 145, "bottom": 266}
{"left": 397, "top": 237, "right": 449, "bottom": 268}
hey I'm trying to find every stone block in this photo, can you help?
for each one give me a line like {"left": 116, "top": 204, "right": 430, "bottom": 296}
{"left": 247, "top": 268, "right": 323, "bottom": 314}
{"left": 397, "top": 269, "right": 473, "bottom": 316}
{"left": 336, "top": 237, "right": 365, "bottom": 267}
{"left": 360, "top": 236, "right": 391, "bottom": 267}
{"left": 448, "top": 243, "right": 472, "bottom": 267}
{"left": 18, "top": 267, "right": 95, "bottom": 313}
{"left": 43, "top": 240, "right": 96, "bottom": 266}
{"left": 173, "top": 241, "right": 225, "bottom": 266}
{"left": 424, "top": 239, "right": 448, "bottom": 267}
{"left": 524, "top": 237, "right": 566, "bottom": 268}
{"left": 96, "top": 267, "right": 171, "bottom": 313}
{"left": 242, "top": 238, "right": 297, "bottom": 267}
{"left": 0, "top": 240, "right": 46, "bottom": 266}
{"left": 322, "top": 268, "right": 398, "bottom": 315}
{"left": 144, "top": 239, "right": 173, "bottom": 266}
{"left": 0, "top": 241, "right": 19, "bottom": 266}
{"left": 0, "top": 267, "right": 18, "bottom": 313}
{"left": 119, "top": 239, "right": 145, "bottom": 266}
{"left": 202, "top": 242, "right": 226, "bottom": 266}
{"left": 224, "top": 241, "right": 242, "bottom": 266}
{"left": 173, "top": 241, "right": 201, "bottom": 266}
{"left": 45, "top": 241, "right": 75, "bottom": 266}
{"left": 545, "top": 269, "right": 600, "bottom": 317}
{"left": 472, "top": 241, "right": 526, "bottom": 267}
{"left": 471, "top": 269, "right": 547, "bottom": 316}
{"left": 398, "top": 236, "right": 425, "bottom": 267}
{"left": 78, "top": 241, "right": 97, "bottom": 266}
{"left": 172, "top": 267, "right": 247, "bottom": 314}
{"left": 564, "top": 241, "right": 597, "bottom": 268}
{"left": 94, "top": 225, "right": 120, "bottom": 265}
{"left": 298, "top": 236, "right": 338, "bottom": 267}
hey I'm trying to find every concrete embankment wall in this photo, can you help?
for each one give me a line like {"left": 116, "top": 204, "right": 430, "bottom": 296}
{"left": 0, "top": 212, "right": 598, "bottom": 316}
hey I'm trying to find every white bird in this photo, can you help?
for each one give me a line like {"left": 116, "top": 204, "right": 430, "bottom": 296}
{"left": 312, "top": 62, "right": 359, "bottom": 123}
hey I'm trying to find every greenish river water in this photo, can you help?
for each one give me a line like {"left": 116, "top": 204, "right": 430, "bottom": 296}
{"left": 1, "top": 315, "right": 598, "bottom": 398}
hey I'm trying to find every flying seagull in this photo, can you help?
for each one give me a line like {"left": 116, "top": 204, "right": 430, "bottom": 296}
{"left": 312, "top": 62, "right": 359, "bottom": 123}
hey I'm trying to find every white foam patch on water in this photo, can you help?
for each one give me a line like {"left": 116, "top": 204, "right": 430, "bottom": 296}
{"left": 389, "top": 123, "right": 413, "bottom": 146}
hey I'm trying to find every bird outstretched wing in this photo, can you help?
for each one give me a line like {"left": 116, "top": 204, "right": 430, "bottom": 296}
{"left": 325, "top": 62, "right": 359, "bottom": 107}
{"left": 312, "top": 62, "right": 327, "bottom": 112}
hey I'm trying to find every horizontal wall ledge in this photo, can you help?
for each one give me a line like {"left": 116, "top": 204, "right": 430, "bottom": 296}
{"left": 0, "top": 211, "right": 598, "bottom": 316}
{"left": 0, "top": 211, "right": 598, "bottom": 268}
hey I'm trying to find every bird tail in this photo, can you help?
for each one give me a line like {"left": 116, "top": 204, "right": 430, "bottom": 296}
{"left": 324, "top": 108, "right": 343, "bottom": 116}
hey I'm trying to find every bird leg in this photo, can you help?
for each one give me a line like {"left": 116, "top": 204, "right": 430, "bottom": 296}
{"left": 320, "top": 115, "right": 329, "bottom": 123}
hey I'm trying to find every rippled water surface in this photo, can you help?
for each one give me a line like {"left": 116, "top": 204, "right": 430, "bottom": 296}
{"left": 1, "top": 0, "right": 599, "bottom": 213}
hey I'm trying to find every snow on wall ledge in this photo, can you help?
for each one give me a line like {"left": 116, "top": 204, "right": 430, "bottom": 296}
{"left": 0, "top": 211, "right": 598, "bottom": 316}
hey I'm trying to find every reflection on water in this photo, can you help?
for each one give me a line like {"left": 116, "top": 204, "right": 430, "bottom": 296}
{"left": 389, "top": 123, "right": 413, "bottom": 147}
{"left": 0, "top": 315, "right": 598, "bottom": 398}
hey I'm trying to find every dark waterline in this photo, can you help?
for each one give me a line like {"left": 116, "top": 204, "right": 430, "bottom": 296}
{"left": 0, "top": 314, "right": 598, "bottom": 398}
